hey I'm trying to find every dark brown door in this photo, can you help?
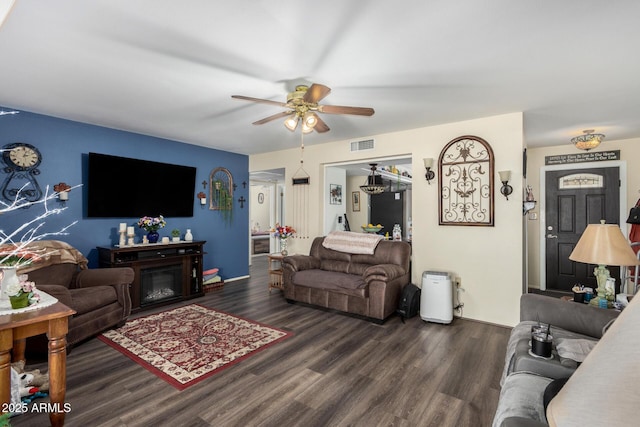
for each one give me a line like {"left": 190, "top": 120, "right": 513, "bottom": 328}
{"left": 545, "top": 167, "right": 620, "bottom": 292}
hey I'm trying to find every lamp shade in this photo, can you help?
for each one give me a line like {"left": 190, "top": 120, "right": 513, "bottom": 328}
{"left": 569, "top": 223, "right": 640, "bottom": 266}
{"left": 284, "top": 115, "right": 298, "bottom": 131}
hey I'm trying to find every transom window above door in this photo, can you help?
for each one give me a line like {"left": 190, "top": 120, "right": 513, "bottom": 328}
{"left": 558, "top": 173, "right": 604, "bottom": 189}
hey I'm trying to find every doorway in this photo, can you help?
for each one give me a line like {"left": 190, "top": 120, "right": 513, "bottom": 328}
{"left": 324, "top": 156, "right": 412, "bottom": 237}
{"left": 249, "top": 168, "right": 285, "bottom": 262}
{"left": 539, "top": 161, "right": 627, "bottom": 291}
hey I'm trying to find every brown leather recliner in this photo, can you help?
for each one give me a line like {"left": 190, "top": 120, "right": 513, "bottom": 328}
{"left": 16, "top": 240, "right": 134, "bottom": 348}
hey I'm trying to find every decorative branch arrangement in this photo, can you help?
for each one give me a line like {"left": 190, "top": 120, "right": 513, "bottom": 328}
{"left": 0, "top": 183, "right": 79, "bottom": 264}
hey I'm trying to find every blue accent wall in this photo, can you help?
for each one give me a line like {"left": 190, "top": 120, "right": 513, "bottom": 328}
{"left": 0, "top": 108, "right": 249, "bottom": 279}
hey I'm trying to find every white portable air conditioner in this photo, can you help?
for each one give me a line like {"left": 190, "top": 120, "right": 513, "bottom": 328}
{"left": 420, "top": 271, "right": 453, "bottom": 324}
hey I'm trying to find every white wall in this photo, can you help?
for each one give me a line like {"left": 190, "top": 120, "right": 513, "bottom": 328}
{"left": 324, "top": 167, "right": 347, "bottom": 235}
{"left": 250, "top": 184, "right": 271, "bottom": 232}
{"left": 250, "top": 112, "right": 525, "bottom": 326}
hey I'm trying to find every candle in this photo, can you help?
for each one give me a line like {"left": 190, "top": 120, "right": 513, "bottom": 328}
{"left": 127, "top": 226, "right": 135, "bottom": 235}
{"left": 119, "top": 223, "right": 127, "bottom": 232}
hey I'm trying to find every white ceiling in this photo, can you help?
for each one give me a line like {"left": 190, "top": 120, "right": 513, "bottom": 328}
{"left": 1, "top": 1, "right": 639, "bottom": 156}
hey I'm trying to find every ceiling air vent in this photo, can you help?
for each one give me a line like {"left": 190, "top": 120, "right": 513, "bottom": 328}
{"left": 350, "top": 139, "right": 374, "bottom": 152}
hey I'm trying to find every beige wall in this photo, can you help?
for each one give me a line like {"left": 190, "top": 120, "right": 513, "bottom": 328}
{"left": 526, "top": 137, "right": 640, "bottom": 290}
{"left": 346, "top": 175, "right": 369, "bottom": 231}
{"left": 251, "top": 112, "right": 525, "bottom": 326}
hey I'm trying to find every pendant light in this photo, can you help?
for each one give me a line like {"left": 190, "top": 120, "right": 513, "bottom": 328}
{"left": 360, "top": 163, "right": 386, "bottom": 195}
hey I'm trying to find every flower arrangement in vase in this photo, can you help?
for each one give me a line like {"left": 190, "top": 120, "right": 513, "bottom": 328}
{"left": 271, "top": 223, "right": 296, "bottom": 256}
{"left": 137, "top": 215, "right": 166, "bottom": 243}
{"left": 0, "top": 248, "right": 44, "bottom": 268}
{"left": 5, "top": 274, "right": 41, "bottom": 309}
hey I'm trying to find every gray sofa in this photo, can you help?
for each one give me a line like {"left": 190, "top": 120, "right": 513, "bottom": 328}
{"left": 282, "top": 236, "right": 411, "bottom": 322}
{"left": 493, "top": 293, "right": 635, "bottom": 427}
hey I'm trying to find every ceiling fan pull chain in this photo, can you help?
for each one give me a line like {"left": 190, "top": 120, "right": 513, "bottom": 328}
{"left": 292, "top": 131, "right": 311, "bottom": 239}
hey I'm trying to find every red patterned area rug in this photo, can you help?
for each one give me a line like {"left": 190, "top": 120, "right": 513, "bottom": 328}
{"left": 98, "top": 304, "right": 292, "bottom": 390}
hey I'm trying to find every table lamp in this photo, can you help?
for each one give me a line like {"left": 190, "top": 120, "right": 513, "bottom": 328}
{"left": 569, "top": 221, "right": 640, "bottom": 307}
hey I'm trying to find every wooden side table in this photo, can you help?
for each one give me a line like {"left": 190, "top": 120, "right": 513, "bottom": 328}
{"left": 267, "top": 253, "right": 284, "bottom": 292}
{"left": 0, "top": 302, "right": 75, "bottom": 427}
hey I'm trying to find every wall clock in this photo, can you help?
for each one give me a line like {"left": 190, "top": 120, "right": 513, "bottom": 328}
{"left": 1, "top": 142, "right": 43, "bottom": 203}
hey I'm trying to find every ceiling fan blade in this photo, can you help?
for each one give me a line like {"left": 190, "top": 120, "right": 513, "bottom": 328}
{"left": 303, "top": 83, "right": 331, "bottom": 104}
{"left": 252, "top": 111, "right": 292, "bottom": 125}
{"left": 231, "top": 95, "right": 288, "bottom": 108}
{"left": 313, "top": 116, "right": 330, "bottom": 133}
{"left": 318, "top": 105, "right": 375, "bottom": 116}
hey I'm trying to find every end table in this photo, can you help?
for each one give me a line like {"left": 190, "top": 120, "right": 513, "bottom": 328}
{"left": 267, "top": 253, "right": 284, "bottom": 292}
{"left": 0, "top": 302, "right": 75, "bottom": 427}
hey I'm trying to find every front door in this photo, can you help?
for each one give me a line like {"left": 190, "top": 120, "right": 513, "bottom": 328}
{"left": 545, "top": 167, "right": 620, "bottom": 292}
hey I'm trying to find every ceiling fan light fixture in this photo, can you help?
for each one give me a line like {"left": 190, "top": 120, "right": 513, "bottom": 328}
{"left": 303, "top": 112, "right": 318, "bottom": 128}
{"left": 571, "top": 129, "right": 605, "bottom": 151}
{"left": 301, "top": 122, "right": 314, "bottom": 134}
{"left": 233, "top": 83, "right": 374, "bottom": 136}
{"left": 284, "top": 115, "right": 299, "bottom": 132}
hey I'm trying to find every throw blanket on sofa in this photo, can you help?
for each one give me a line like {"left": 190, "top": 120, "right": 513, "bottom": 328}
{"left": 322, "top": 231, "right": 383, "bottom": 255}
{"left": 12, "top": 240, "right": 89, "bottom": 274}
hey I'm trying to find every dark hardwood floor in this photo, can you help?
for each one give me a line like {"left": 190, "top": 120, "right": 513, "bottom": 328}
{"left": 12, "top": 256, "right": 510, "bottom": 427}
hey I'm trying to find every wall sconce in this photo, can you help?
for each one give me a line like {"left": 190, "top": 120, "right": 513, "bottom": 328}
{"left": 498, "top": 171, "right": 512, "bottom": 200}
{"left": 53, "top": 182, "right": 71, "bottom": 202}
{"left": 197, "top": 191, "right": 207, "bottom": 207}
{"left": 423, "top": 158, "right": 435, "bottom": 184}
{"left": 523, "top": 185, "right": 536, "bottom": 215}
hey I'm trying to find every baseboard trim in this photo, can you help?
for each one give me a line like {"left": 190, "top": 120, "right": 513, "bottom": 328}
{"left": 224, "top": 275, "right": 250, "bottom": 283}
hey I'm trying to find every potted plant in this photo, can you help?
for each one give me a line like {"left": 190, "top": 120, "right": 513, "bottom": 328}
{"left": 212, "top": 179, "right": 233, "bottom": 225}
{"left": 171, "top": 228, "right": 181, "bottom": 242}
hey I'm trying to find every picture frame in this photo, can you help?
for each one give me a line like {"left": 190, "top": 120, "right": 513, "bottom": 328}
{"left": 352, "top": 191, "right": 361, "bottom": 212}
{"left": 330, "top": 184, "right": 342, "bottom": 205}
{"left": 257, "top": 193, "right": 264, "bottom": 204}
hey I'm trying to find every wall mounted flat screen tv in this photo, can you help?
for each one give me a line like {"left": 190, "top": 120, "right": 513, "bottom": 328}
{"left": 87, "top": 152, "right": 197, "bottom": 218}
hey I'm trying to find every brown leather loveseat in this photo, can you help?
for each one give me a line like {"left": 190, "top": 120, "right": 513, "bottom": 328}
{"left": 282, "top": 235, "right": 411, "bottom": 322}
{"left": 16, "top": 240, "right": 134, "bottom": 348}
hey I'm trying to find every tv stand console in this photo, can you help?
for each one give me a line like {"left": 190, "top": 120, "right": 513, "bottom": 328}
{"left": 97, "top": 241, "right": 206, "bottom": 312}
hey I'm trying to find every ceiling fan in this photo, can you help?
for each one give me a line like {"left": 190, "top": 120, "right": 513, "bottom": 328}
{"left": 232, "top": 83, "right": 374, "bottom": 134}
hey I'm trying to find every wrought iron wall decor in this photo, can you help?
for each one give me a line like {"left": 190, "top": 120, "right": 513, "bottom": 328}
{"left": 438, "top": 135, "right": 495, "bottom": 226}
{"left": 209, "top": 167, "right": 233, "bottom": 211}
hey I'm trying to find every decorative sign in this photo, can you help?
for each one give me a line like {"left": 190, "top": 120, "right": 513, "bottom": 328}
{"left": 545, "top": 150, "right": 620, "bottom": 166}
